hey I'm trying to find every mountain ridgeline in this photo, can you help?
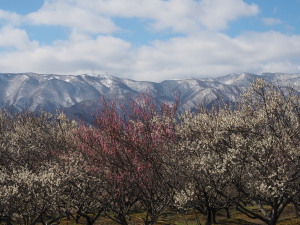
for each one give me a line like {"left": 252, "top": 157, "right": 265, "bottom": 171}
{"left": 0, "top": 72, "right": 299, "bottom": 119}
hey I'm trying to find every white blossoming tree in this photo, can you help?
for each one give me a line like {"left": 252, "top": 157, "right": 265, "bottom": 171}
{"left": 0, "top": 111, "right": 76, "bottom": 224}
{"left": 175, "top": 106, "right": 239, "bottom": 225}
{"left": 175, "top": 79, "right": 300, "bottom": 225}
{"left": 223, "top": 79, "right": 300, "bottom": 225}
{"left": 57, "top": 154, "right": 107, "bottom": 225}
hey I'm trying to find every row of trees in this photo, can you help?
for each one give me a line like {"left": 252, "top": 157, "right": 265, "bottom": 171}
{"left": 0, "top": 79, "right": 299, "bottom": 225}
{"left": 175, "top": 79, "right": 300, "bottom": 225}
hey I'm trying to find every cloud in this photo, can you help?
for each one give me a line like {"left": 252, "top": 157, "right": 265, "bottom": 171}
{"left": 132, "top": 0, "right": 259, "bottom": 33}
{"left": 0, "top": 35, "right": 133, "bottom": 75}
{"left": 0, "top": 9, "right": 22, "bottom": 25}
{"left": 27, "top": 0, "right": 119, "bottom": 34}
{"left": 26, "top": 0, "right": 259, "bottom": 34}
{"left": 262, "top": 17, "right": 283, "bottom": 26}
{"left": 0, "top": 26, "right": 38, "bottom": 51}
{"left": 197, "top": 0, "right": 259, "bottom": 30}
{"left": 0, "top": 0, "right": 299, "bottom": 82}
{"left": 129, "top": 31, "right": 300, "bottom": 80}
{"left": 0, "top": 29, "right": 299, "bottom": 82}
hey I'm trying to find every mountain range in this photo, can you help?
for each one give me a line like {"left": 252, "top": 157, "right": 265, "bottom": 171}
{"left": 0, "top": 72, "right": 299, "bottom": 119}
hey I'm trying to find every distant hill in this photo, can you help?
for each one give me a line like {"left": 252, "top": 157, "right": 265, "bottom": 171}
{"left": 0, "top": 72, "right": 299, "bottom": 119}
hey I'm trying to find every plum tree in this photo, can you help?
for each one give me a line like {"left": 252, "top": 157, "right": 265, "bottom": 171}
{"left": 175, "top": 106, "right": 239, "bottom": 225}
{"left": 75, "top": 94, "right": 179, "bottom": 225}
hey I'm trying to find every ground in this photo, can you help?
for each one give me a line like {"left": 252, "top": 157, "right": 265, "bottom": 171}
{"left": 59, "top": 204, "right": 300, "bottom": 225}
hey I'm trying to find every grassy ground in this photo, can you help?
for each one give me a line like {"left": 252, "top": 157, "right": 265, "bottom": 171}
{"left": 59, "top": 205, "right": 300, "bottom": 225}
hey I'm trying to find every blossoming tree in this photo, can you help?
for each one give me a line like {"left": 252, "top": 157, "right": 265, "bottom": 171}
{"left": 224, "top": 79, "right": 300, "bottom": 225}
{"left": 76, "top": 94, "right": 179, "bottom": 225}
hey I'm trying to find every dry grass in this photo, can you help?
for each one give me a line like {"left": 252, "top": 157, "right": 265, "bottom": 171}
{"left": 53, "top": 204, "right": 300, "bottom": 225}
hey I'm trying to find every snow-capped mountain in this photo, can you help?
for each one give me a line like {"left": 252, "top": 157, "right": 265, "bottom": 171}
{"left": 0, "top": 72, "right": 299, "bottom": 118}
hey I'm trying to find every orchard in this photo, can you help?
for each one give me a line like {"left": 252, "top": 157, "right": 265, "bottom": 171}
{"left": 0, "top": 80, "right": 299, "bottom": 225}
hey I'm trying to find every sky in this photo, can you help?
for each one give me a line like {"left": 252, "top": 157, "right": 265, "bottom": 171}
{"left": 0, "top": 0, "right": 300, "bottom": 81}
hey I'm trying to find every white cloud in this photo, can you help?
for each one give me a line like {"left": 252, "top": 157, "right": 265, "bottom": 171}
{"left": 109, "top": 29, "right": 299, "bottom": 77}
{"left": 0, "top": 0, "right": 299, "bottom": 82}
{"left": 27, "top": 0, "right": 119, "bottom": 34}
{"left": 197, "top": 0, "right": 259, "bottom": 30}
{"left": 0, "top": 30, "right": 299, "bottom": 82}
{"left": 0, "top": 9, "right": 22, "bottom": 25}
{"left": 26, "top": 0, "right": 259, "bottom": 35}
{"left": 0, "top": 26, "right": 38, "bottom": 51}
{"left": 129, "top": 31, "right": 300, "bottom": 80}
{"left": 262, "top": 17, "right": 283, "bottom": 26}
{"left": 106, "top": 0, "right": 258, "bottom": 32}
{"left": 0, "top": 35, "right": 132, "bottom": 75}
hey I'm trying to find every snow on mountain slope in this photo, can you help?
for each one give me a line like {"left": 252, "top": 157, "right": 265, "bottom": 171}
{"left": 215, "top": 72, "right": 261, "bottom": 87}
{"left": 0, "top": 72, "right": 299, "bottom": 118}
{"left": 217, "top": 72, "right": 300, "bottom": 88}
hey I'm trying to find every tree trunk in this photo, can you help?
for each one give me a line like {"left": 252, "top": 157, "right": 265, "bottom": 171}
{"left": 269, "top": 217, "right": 279, "bottom": 225}
{"left": 5, "top": 217, "right": 13, "bottom": 225}
{"left": 268, "top": 211, "right": 279, "bottom": 225}
{"left": 85, "top": 217, "right": 94, "bottom": 225}
{"left": 75, "top": 214, "right": 81, "bottom": 223}
{"left": 144, "top": 220, "right": 155, "bottom": 225}
{"left": 236, "top": 202, "right": 280, "bottom": 225}
{"left": 117, "top": 214, "right": 128, "bottom": 225}
{"left": 226, "top": 207, "right": 231, "bottom": 218}
{"left": 205, "top": 209, "right": 213, "bottom": 225}
{"left": 79, "top": 210, "right": 103, "bottom": 225}
{"left": 293, "top": 202, "right": 300, "bottom": 218}
{"left": 212, "top": 210, "right": 217, "bottom": 224}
